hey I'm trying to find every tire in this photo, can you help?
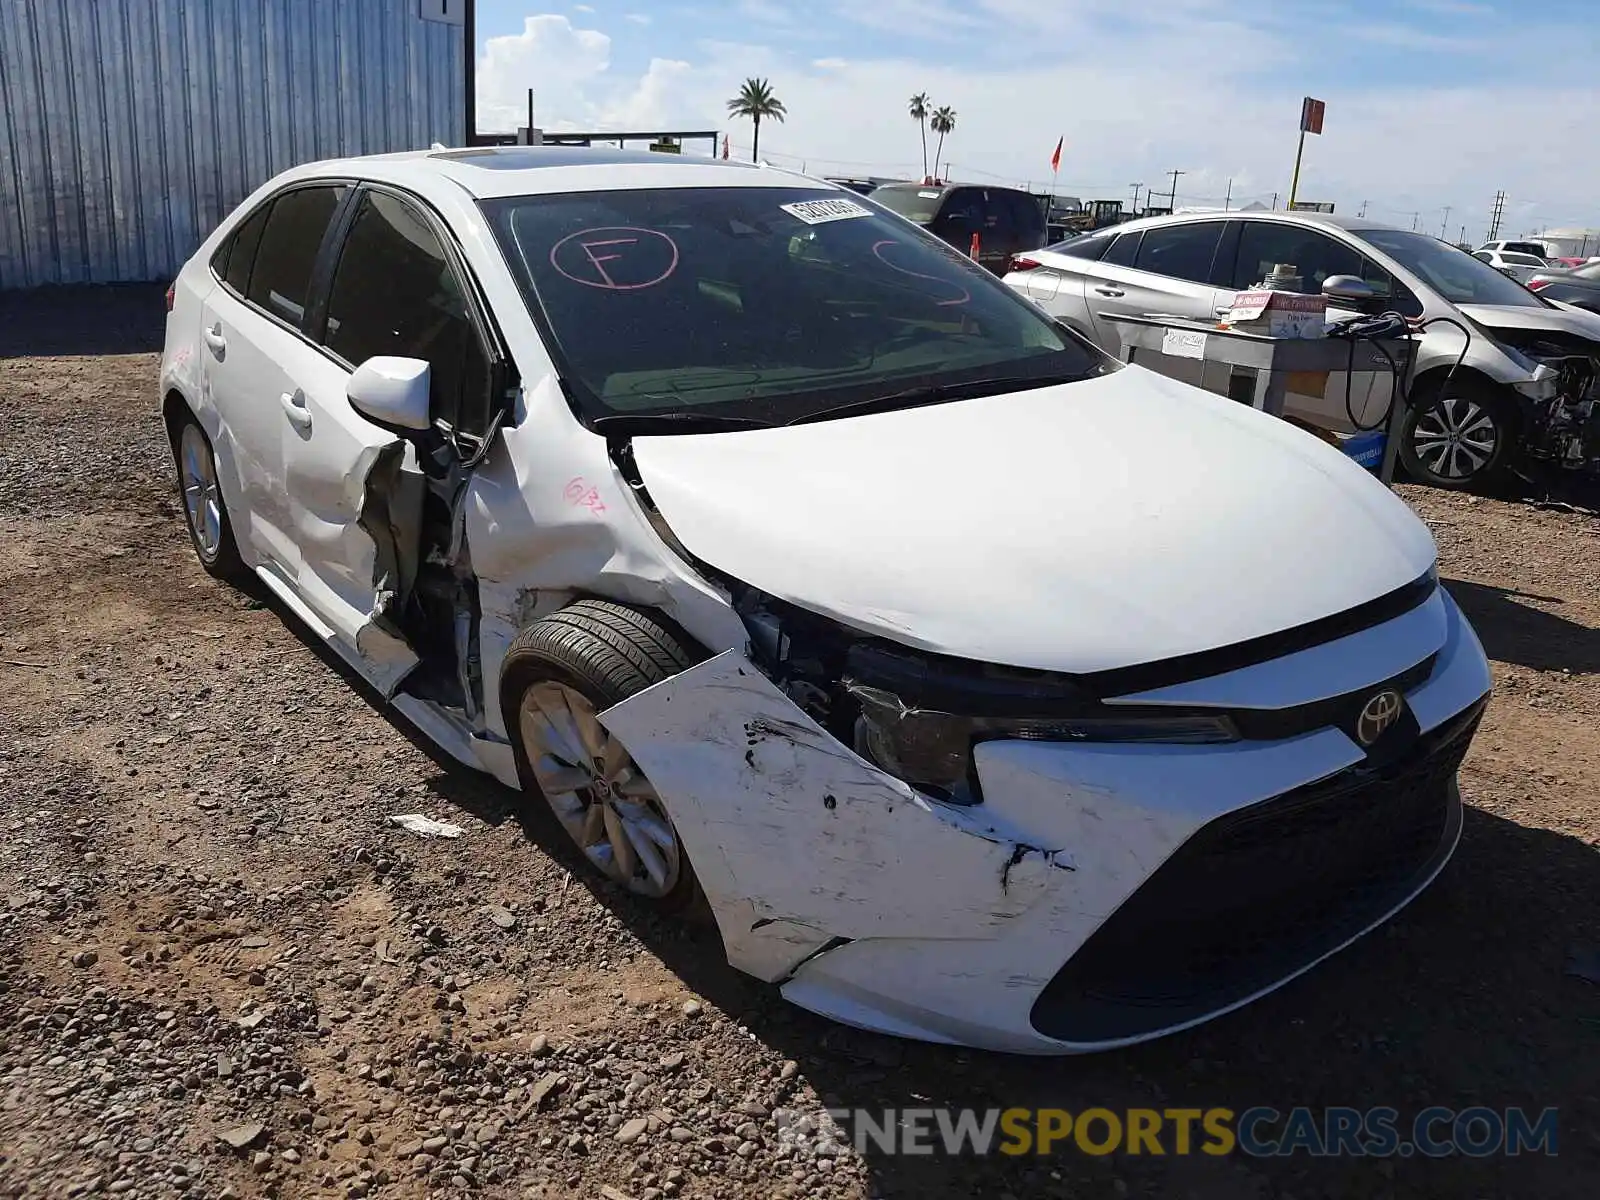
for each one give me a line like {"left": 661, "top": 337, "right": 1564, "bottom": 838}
{"left": 501, "top": 600, "right": 706, "bottom": 913}
{"left": 1399, "top": 378, "right": 1515, "bottom": 490}
{"left": 171, "top": 415, "right": 248, "bottom": 583}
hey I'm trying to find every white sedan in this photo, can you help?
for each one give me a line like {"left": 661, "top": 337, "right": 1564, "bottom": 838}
{"left": 161, "top": 147, "right": 1492, "bottom": 1054}
{"left": 1472, "top": 248, "right": 1549, "bottom": 283}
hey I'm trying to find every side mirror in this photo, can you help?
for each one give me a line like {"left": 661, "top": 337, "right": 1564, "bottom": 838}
{"left": 1322, "top": 274, "right": 1377, "bottom": 304}
{"left": 347, "top": 356, "right": 432, "bottom": 433}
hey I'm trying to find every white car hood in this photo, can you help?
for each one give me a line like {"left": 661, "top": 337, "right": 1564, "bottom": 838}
{"left": 1457, "top": 302, "right": 1600, "bottom": 340}
{"left": 630, "top": 366, "right": 1437, "bottom": 676}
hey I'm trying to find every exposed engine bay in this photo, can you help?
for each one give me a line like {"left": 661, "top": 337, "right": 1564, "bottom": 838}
{"left": 1490, "top": 326, "right": 1600, "bottom": 476}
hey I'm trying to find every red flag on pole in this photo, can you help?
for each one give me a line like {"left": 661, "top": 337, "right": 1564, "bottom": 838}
{"left": 721, "top": 133, "right": 730, "bottom": 160}
{"left": 1050, "top": 136, "right": 1063, "bottom": 172}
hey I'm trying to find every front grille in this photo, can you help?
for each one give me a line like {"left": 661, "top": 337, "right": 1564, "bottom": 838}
{"left": 1029, "top": 698, "right": 1485, "bottom": 1044}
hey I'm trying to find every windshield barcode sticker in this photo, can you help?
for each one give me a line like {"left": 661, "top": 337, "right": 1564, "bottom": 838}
{"left": 780, "top": 198, "right": 872, "bottom": 225}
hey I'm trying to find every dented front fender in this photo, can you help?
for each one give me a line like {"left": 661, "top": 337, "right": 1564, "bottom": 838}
{"left": 597, "top": 650, "right": 1073, "bottom": 982}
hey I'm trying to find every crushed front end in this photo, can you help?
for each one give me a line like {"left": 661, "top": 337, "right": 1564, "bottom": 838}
{"left": 598, "top": 578, "right": 1493, "bottom": 1054}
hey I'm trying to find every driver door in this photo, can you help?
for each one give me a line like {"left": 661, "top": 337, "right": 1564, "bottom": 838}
{"left": 282, "top": 188, "right": 494, "bottom": 692}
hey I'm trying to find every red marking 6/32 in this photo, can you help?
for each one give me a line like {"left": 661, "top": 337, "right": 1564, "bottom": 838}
{"left": 550, "top": 227, "right": 680, "bottom": 291}
{"left": 564, "top": 477, "right": 607, "bottom": 514}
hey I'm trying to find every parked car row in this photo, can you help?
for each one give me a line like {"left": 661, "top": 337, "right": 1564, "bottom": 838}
{"left": 161, "top": 148, "right": 1492, "bottom": 1054}
{"left": 1006, "top": 209, "right": 1600, "bottom": 489}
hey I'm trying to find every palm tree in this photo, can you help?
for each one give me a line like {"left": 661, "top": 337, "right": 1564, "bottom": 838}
{"left": 930, "top": 106, "right": 957, "bottom": 181}
{"left": 726, "top": 78, "right": 786, "bottom": 163}
{"left": 909, "top": 92, "right": 931, "bottom": 180}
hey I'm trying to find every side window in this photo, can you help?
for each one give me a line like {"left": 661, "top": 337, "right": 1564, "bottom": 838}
{"left": 1004, "top": 192, "right": 1044, "bottom": 240}
{"left": 936, "top": 189, "right": 985, "bottom": 234}
{"left": 983, "top": 191, "right": 1017, "bottom": 238}
{"left": 323, "top": 191, "right": 491, "bottom": 435}
{"left": 246, "top": 185, "right": 347, "bottom": 328}
{"left": 1101, "top": 230, "right": 1142, "bottom": 268}
{"left": 216, "top": 203, "right": 271, "bottom": 296}
{"left": 1055, "top": 229, "right": 1115, "bottom": 259}
{"left": 1357, "top": 257, "right": 1423, "bottom": 317}
{"left": 1231, "top": 222, "right": 1361, "bottom": 293}
{"left": 1473, "top": 251, "right": 1494, "bottom": 263}
{"left": 1133, "top": 221, "right": 1226, "bottom": 283}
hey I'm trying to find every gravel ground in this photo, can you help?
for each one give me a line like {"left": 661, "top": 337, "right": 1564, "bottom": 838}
{"left": 1, "top": 289, "right": 1597, "bottom": 1200}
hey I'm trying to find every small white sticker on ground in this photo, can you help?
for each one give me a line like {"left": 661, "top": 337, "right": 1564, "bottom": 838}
{"left": 780, "top": 198, "right": 873, "bottom": 225}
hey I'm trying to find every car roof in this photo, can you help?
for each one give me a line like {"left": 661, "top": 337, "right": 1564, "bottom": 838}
{"left": 873, "top": 181, "right": 1033, "bottom": 197}
{"left": 1091, "top": 209, "right": 1407, "bottom": 238}
{"left": 266, "top": 145, "right": 834, "bottom": 199}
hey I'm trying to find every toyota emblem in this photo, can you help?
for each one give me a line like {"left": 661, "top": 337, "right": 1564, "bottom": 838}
{"left": 1355, "top": 689, "right": 1404, "bottom": 746}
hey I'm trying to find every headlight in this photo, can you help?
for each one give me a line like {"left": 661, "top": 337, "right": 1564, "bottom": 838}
{"left": 848, "top": 683, "right": 1238, "bottom": 804}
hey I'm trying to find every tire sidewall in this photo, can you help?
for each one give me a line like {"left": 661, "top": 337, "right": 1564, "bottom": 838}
{"left": 171, "top": 416, "right": 246, "bottom": 580}
{"left": 502, "top": 638, "right": 701, "bottom": 913}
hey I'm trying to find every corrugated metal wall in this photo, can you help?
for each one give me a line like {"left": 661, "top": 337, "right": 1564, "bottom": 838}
{"left": 0, "top": 0, "right": 464, "bottom": 289}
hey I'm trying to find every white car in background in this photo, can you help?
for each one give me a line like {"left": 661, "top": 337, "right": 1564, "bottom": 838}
{"left": 1473, "top": 248, "right": 1548, "bottom": 282}
{"left": 160, "top": 148, "right": 1491, "bottom": 1054}
{"left": 1007, "top": 211, "right": 1600, "bottom": 489}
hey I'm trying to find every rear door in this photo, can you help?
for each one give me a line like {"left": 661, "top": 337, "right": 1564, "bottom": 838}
{"left": 200, "top": 184, "right": 348, "bottom": 579}
{"left": 1085, "top": 220, "right": 1231, "bottom": 352}
{"left": 288, "top": 186, "right": 498, "bottom": 686}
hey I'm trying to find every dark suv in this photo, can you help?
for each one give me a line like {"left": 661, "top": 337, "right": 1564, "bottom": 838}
{"left": 871, "top": 183, "right": 1046, "bottom": 275}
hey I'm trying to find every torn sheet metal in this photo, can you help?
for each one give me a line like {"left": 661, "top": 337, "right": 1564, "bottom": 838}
{"left": 598, "top": 650, "right": 1073, "bottom": 982}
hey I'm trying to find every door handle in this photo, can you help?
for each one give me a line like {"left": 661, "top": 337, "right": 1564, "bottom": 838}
{"left": 1214, "top": 305, "right": 1234, "bottom": 315}
{"left": 202, "top": 323, "right": 227, "bottom": 357}
{"left": 280, "top": 389, "right": 312, "bottom": 430}
{"left": 1094, "top": 286, "right": 1126, "bottom": 297}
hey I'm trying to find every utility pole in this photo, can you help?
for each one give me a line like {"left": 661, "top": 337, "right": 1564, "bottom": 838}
{"left": 1358, "top": 199, "right": 1369, "bottom": 218}
{"left": 1223, "top": 178, "right": 1233, "bottom": 210}
{"left": 1411, "top": 212, "right": 1419, "bottom": 232}
{"left": 1487, "top": 190, "right": 1506, "bottom": 241}
{"left": 1129, "top": 182, "right": 1143, "bottom": 211}
{"left": 1440, "top": 206, "right": 1451, "bottom": 238}
{"left": 1165, "top": 169, "right": 1185, "bottom": 212}
{"left": 1459, "top": 224, "right": 1466, "bottom": 245}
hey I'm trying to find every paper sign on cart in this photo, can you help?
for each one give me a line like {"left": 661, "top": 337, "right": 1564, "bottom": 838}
{"left": 1161, "top": 328, "right": 1208, "bottom": 360}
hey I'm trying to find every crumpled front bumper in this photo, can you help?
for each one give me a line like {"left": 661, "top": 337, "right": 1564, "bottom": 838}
{"left": 599, "top": 588, "right": 1492, "bottom": 1054}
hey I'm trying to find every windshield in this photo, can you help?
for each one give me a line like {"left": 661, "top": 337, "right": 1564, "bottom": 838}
{"left": 1502, "top": 252, "right": 1546, "bottom": 267}
{"left": 482, "top": 186, "right": 1103, "bottom": 425}
{"left": 1363, "top": 229, "right": 1547, "bottom": 308}
{"left": 863, "top": 185, "right": 945, "bottom": 225}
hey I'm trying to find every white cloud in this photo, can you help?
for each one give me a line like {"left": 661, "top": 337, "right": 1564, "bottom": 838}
{"left": 475, "top": 10, "right": 1600, "bottom": 233}
{"left": 573, "top": 3, "right": 594, "bottom": 11}
{"left": 625, "top": 12, "right": 651, "bottom": 23}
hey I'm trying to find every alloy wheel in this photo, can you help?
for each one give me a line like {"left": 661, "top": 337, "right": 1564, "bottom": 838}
{"left": 1410, "top": 395, "right": 1499, "bottom": 481}
{"left": 517, "top": 680, "right": 682, "bottom": 898}
{"left": 179, "top": 424, "right": 224, "bottom": 559}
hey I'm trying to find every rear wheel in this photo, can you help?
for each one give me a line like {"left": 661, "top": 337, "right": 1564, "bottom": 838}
{"left": 501, "top": 601, "right": 704, "bottom": 912}
{"left": 1399, "top": 380, "right": 1514, "bottom": 489}
{"left": 173, "top": 417, "right": 247, "bottom": 582}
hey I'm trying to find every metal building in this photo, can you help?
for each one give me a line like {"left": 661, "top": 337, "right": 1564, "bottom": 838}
{"left": 0, "top": 0, "right": 467, "bottom": 290}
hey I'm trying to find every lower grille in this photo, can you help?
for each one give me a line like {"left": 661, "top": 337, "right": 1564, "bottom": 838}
{"left": 1030, "top": 699, "right": 1485, "bottom": 1044}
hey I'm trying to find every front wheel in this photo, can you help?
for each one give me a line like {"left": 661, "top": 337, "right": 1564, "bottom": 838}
{"left": 501, "top": 601, "right": 704, "bottom": 913}
{"left": 1399, "top": 381, "right": 1515, "bottom": 489}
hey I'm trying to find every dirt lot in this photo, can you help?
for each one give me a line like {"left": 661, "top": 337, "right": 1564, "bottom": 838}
{"left": 1, "top": 287, "right": 1597, "bottom": 1200}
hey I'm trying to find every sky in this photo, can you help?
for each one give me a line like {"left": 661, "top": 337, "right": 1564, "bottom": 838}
{"left": 472, "top": 0, "right": 1600, "bottom": 239}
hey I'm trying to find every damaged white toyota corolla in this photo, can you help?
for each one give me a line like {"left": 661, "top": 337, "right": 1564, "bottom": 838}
{"left": 161, "top": 147, "right": 1492, "bottom": 1054}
